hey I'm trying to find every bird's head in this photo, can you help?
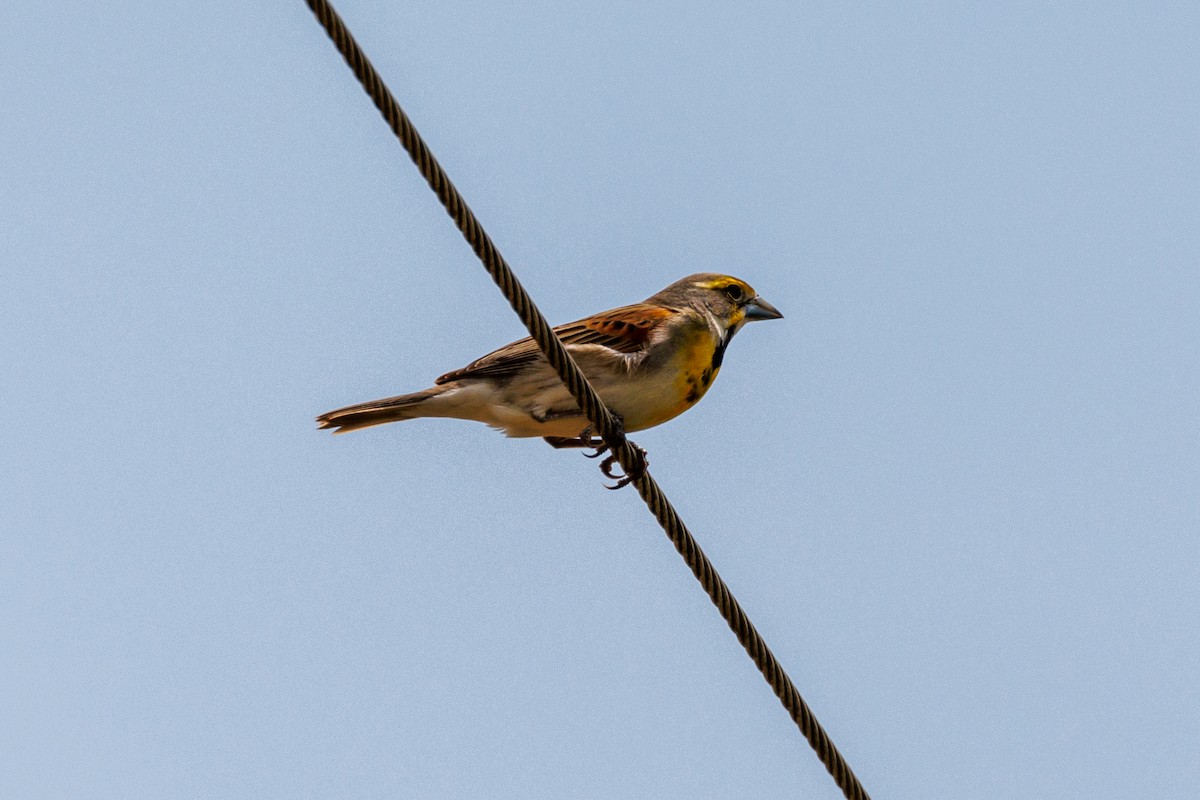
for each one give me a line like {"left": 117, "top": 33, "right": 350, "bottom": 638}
{"left": 651, "top": 273, "right": 783, "bottom": 335}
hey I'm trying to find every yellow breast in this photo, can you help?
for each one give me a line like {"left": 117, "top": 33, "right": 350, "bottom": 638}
{"left": 671, "top": 326, "right": 722, "bottom": 407}
{"left": 613, "top": 325, "right": 721, "bottom": 431}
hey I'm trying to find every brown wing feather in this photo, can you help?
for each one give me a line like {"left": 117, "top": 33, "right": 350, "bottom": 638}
{"left": 436, "top": 303, "right": 674, "bottom": 384}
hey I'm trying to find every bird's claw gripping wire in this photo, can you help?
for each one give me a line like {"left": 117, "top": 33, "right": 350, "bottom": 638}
{"left": 577, "top": 427, "right": 608, "bottom": 459}
{"left": 583, "top": 415, "right": 647, "bottom": 490}
{"left": 599, "top": 442, "right": 648, "bottom": 490}
{"left": 544, "top": 418, "right": 648, "bottom": 488}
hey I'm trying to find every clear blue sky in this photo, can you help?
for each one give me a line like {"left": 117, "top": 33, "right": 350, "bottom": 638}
{"left": 3, "top": 2, "right": 1197, "bottom": 798}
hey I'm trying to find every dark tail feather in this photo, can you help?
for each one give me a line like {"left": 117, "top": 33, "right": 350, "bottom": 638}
{"left": 316, "top": 387, "right": 443, "bottom": 434}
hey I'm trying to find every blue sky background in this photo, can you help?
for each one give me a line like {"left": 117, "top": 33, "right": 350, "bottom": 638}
{"left": 3, "top": 2, "right": 1198, "bottom": 797}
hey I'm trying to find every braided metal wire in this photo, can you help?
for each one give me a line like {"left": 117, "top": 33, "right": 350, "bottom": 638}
{"left": 303, "top": 2, "right": 870, "bottom": 797}
{"left": 631, "top": 472, "right": 866, "bottom": 796}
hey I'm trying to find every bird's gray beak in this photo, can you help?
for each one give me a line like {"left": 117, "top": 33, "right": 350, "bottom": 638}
{"left": 743, "top": 296, "right": 783, "bottom": 322}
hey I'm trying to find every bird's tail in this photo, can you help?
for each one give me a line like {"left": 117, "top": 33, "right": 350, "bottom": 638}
{"left": 316, "top": 386, "right": 449, "bottom": 434}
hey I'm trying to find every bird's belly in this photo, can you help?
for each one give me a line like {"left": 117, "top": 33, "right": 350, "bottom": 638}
{"left": 484, "top": 373, "right": 690, "bottom": 438}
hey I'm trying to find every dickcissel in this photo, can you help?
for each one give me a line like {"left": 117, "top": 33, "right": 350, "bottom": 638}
{"left": 317, "top": 273, "right": 782, "bottom": 447}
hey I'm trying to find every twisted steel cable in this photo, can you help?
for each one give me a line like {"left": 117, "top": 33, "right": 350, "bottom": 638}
{"left": 302, "top": 2, "right": 871, "bottom": 797}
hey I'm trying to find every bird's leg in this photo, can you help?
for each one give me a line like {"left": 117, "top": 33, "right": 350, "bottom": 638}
{"left": 542, "top": 426, "right": 606, "bottom": 452}
{"left": 544, "top": 416, "right": 647, "bottom": 489}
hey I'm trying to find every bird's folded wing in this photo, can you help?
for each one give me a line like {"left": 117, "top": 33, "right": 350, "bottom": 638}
{"left": 436, "top": 303, "right": 674, "bottom": 384}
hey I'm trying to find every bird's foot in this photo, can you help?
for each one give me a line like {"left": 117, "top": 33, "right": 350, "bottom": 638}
{"left": 599, "top": 442, "right": 648, "bottom": 490}
{"left": 595, "top": 414, "right": 647, "bottom": 490}
{"left": 577, "top": 427, "right": 609, "bottom": 459}
{"left": 543, "top": 416, "right": 647, "bottom": 489}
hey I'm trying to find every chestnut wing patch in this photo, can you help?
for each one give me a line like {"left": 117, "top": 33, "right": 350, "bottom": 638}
{"left": 564, "top": 304, "right": 672, "bottom": 352}
{"left": 436, "top": 303, "right": 672, "bottom": 384}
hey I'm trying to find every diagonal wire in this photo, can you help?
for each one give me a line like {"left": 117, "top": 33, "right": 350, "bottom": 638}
{"left": 302, "top": 2, "right": 871, "bottom": 798}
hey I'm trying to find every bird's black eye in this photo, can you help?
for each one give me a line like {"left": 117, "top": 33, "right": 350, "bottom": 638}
{"left": 723, "top": 284, "right": 744, "bottom": 301}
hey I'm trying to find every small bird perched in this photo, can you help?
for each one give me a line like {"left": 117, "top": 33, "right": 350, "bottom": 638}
{"left": 317, "top": 273, "right": 782, "bottom": 448}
